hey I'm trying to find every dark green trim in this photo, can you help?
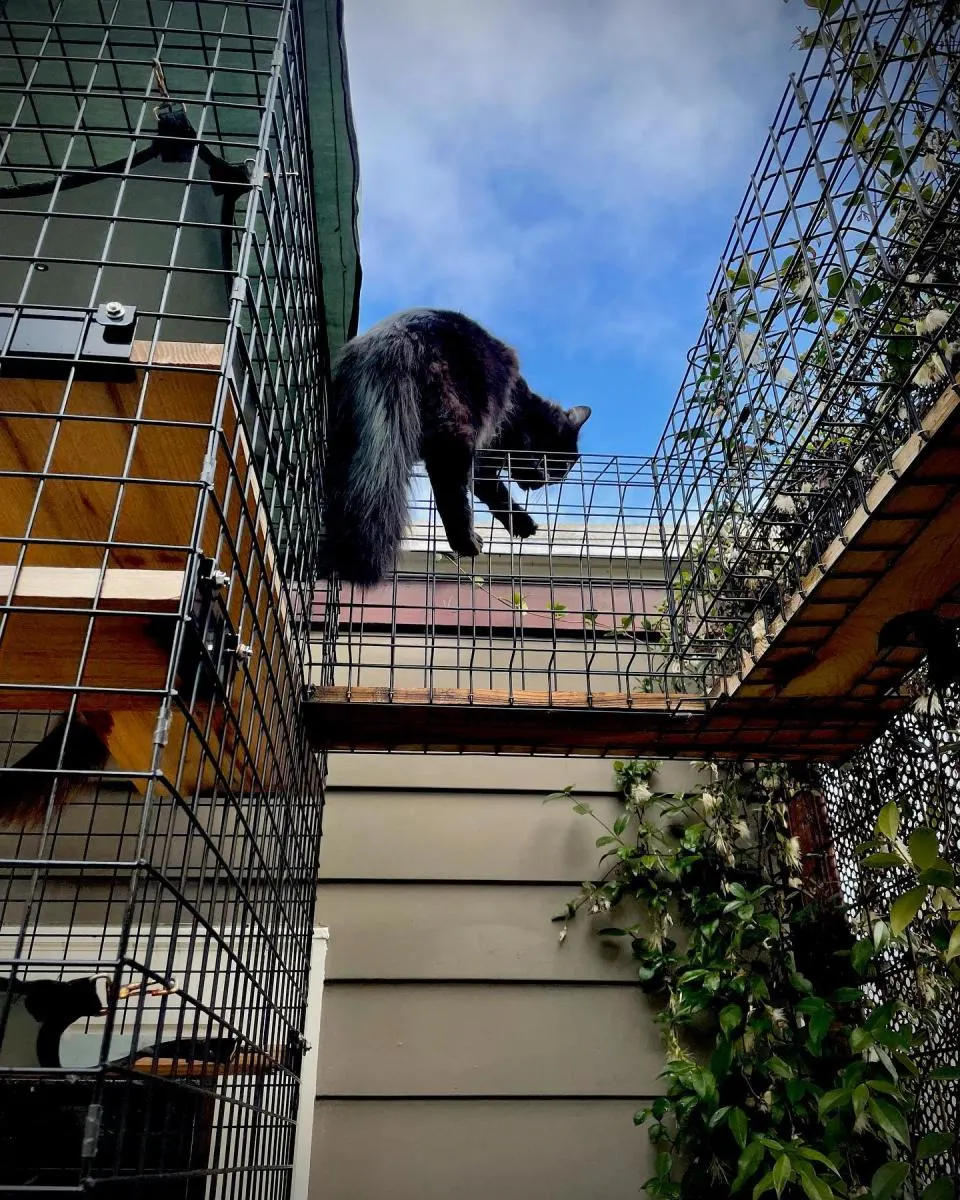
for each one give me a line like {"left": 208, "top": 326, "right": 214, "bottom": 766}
{"left": 303, "top": 0, "right": 362, "bottom": 359}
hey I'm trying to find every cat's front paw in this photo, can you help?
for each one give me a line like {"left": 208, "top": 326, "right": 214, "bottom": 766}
{"left": 511, "top": 511, "right": 538, "bottom": 539}
{"left": 450, "top": 528, "right": 483, "bottom": 558}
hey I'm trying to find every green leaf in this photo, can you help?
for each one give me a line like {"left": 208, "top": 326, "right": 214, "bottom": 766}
{"left": 794, "top": 1148, "right": 840, "bottom": 1176}
{"left": 613, "top": 813, "right": 629, "bottom": 836}
{"left": 826, "top": 268, "right": 845, "bottom": 299}
{"left": 753, "top": 1171, "right": 777, "bottom": 1200}
{"left": 876, "top": 802, "right": 900, "bottom": 840}
{"left": 946, "top": 924, "right": 960, "bottom": 964}
{"left": 868, "top": 1098, "right": 910, "bottom": 1146}
{"left": 851, "top": 938, "right": 875, "bottom": 974}
{"left": 922, "top": 1179, "right": 956, "bottom": 1200}
{"left": 729, "top": 1106, "right": 749, "bottom": 1149}
{"left": 918, "top": 867, "right": 955, "bottom": 888}
{"left": 870, "top": 1161, "right": 910, "bottom": 1200}
{"left": 707, "top": 1105, "right": 731, "bottom": 1130}
{"left": 853, "top": 1084, "right": 870, "bottom": 1118}
{"left": 772, "top": 1155, "right": 792, "bottom": 1198}
{"left": 767, "top": 1056, "right": 794, "bottom": 1079}
{"left": 818, "top": 1088, "right": 849, "bottom": 1117}
{"left": 863, "top": 852, "right": 904, "bottom": 868}
{"left": 732, "top": 1141, "right": 766, "bottom": 1193}
{"left": 931, "top": 1066, "right": 960, "bottom": 1081}
{"left": 596, "top": 927, "right": 627, "bottom": 937}
{"left": 908, "top": 827, "right": 939, "bottom": 870}
{"left": 890, "top": 885, "right": 928, "bottom": 936}
{"left": 917, "top": 1131, "right": 955, "bottom": 1159}
{"left": 571, "top": 801, "right": 594, "bottom": 816}
{"left": 720, "top": 1004, "right": 743, "bottom": 1037}
{"left": 595, "top": 835, "right": 617, "bottom": 847}
{"left": 800, "top": 1174, "right": 835, "bottom": 1200}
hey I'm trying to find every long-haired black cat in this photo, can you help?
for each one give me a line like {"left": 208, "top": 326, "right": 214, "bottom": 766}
{"left": 321, "top": 308, "right": 591, "bottom": 586}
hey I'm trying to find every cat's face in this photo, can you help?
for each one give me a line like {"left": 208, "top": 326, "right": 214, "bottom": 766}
{"left": 507, "top": 403, "right": 591, "bottom": 491}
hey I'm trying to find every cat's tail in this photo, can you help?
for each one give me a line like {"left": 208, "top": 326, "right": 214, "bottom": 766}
{"left": 321, "top": 320, "right": 423, "bottom": 586}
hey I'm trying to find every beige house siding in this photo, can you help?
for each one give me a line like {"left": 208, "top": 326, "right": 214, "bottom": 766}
{"left": 311, "top": 752, "right": 700, "bottom": 1199}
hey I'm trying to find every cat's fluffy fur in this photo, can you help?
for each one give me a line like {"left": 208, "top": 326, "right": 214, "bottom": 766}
{"left": 322, "top": 308, "right": 591, "bottom": 585}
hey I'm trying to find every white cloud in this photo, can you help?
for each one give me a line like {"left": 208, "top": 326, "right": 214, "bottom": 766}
{"left": 343, "top": 0, "right": 799, "bottom": 358}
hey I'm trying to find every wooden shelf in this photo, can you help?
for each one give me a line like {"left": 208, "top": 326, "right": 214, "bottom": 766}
{"left": 302, "top": 685, "right": 899, "bottom": 760}
{"left": 722, "top": 375, "right": 960, "bottom": 704}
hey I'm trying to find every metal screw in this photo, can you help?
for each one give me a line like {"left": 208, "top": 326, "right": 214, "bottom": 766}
{"left": 211, "top": 569, "right": 230, "bottom": 590}
{"left": 234, "top": 643, "right": 253, "bottom": 664}
{"left": 104, "top": 301, "right": 125, "bottom": 319}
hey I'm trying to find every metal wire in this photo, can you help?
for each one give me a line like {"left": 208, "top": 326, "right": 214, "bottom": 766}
{"left": 0, "top": 2, "right": 326, "bottom": 1195}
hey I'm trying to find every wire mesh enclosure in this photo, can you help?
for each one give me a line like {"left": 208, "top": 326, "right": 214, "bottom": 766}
{"left": 821, "top": 696, "right": 960, "bottom": 1177}
{"left": 313, "top": 453, "right": 688, "bottom": 700}
{"left": 0, "top": 1, "right": 333, "bottom": 1194}
{"left": 655, "top": 0, "right": 960, "bottom": 691}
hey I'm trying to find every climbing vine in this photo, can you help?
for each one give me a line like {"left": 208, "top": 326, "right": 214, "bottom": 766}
{"left": 551, "top": 757, "right": 959, "bottom": 1199}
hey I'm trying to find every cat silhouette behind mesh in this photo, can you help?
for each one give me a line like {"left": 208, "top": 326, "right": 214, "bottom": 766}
{"left": 321, "top": 309, "right": 591, "bottom": 586}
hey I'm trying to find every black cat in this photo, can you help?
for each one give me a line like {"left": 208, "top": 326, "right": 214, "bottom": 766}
{"left": 322, "top": 308, "right": 591, "bottom": 585}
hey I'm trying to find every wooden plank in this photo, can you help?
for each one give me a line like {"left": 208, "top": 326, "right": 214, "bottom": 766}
{"left": 0, "top": 565, "right": 185, "bottom": 608}
{"left": 0, "top": 341, "right": 221, "bottom": 568}
{"left": 308, "top": 684, "right": 705, "bottom": 712}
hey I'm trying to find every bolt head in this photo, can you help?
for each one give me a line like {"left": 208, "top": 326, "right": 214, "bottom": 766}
{"left": 104, "top": 301, "right": 125, "bottom": 319}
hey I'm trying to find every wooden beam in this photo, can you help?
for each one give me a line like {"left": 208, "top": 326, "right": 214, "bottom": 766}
{"left": 0, "top": 566, "right": 185, "bottom": 609}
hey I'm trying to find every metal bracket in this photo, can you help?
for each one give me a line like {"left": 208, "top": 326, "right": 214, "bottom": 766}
{"left": 0, "top": 304, "right": 138, "bottom": 381}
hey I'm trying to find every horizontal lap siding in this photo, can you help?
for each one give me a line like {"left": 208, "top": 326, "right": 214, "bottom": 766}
{"left": 311, "top": 752, "right": 700, "bottom": 1199}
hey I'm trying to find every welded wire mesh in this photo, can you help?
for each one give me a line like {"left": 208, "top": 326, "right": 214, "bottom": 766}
{"left": 0, "top": 2, "right": 327, "bottom": 1195}
{"left": 656, "top": 0, "right": 960, "bottom": 685}
{"left": 311, "top": 453, "right": 704, "bottom": 705}
{"left": 821, "top": 696, "right": 960, "bottom": 1176}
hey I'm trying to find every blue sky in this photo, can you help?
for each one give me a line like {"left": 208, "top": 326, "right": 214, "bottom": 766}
{"left": 342, "top": 0, "right": 805, "bottom": 458}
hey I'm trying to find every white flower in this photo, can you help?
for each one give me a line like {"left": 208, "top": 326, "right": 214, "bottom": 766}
{"left": 800, "top": 481, "right": 814, "bottom": 494}
{"left": 767, "top": 1007, "right": 788, "bottom": 1027}
{"left": 907, "top": 272, "right": 922, "bottom": 284}
{"left": 914, "top": 351, "right": 950, "bottom": 388}
{"left": 558, "top": 927, "right": 567, "bottom": 944}
{"left": 733, "top": 819, "right": 752, "bottom": 842}
{"left": 783, "top": 836, "right": 803, "bottom": 869}
{"left": 922, "top": 308, "right": 951, "bottom": 335}
{"left": 852, "top": 457, "right": 867, "bottom": 474}
{"left": 772, "top": 493, "right": 797, "bottom": 516}
{"left": 788, "top": 876, "right": 804, "bottom": 889}
{"left": 913, "top": 692, "right": 943, "bottom": 716}
{"left": 737, "top": 331, "right": 763, "bottom": 367}
{"left": 699, "top": 790, "right": 719, "bottom": 813}
{"left": 923, "top": 150, "right": 943, "bottom": 175}
{"left": 629, "top": 782, "right": 653, "bottom": 805}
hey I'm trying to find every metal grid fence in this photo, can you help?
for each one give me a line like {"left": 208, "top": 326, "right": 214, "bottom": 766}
{"left": 0, "top": 2, "right": 327, "bottom": 1195}
{"left": 655, "top": 0, "right": 960, "bottom": 687}
{"left": 821, "top": 694, "right": 960, "bottom": 1178}
{"left": 312, "top": 453, "right": 705, "bottom": 704}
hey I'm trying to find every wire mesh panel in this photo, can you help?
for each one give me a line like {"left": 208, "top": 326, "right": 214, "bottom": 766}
{"left": 821, "top": 697, "right": 960, "bottom": 1177}
{"left": 0, "top": 2, "right": 328, "bottom": 1195}
{"left": 311, "top": 453, "right": 699, "bottom": 709}
{"left": 655, "top": 0, "right": 960, "bottom": 688}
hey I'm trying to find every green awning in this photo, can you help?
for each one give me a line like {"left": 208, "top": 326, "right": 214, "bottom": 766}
{"left": 303, "top": 0, "right": 362, "bottom": 360}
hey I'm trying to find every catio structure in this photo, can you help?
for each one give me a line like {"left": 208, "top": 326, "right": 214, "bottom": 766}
{"left": 0, "top": 1, "right": 358, "bottom": 1197}
{"left": 309, "top": 0, "right": 960, "bottom": 763}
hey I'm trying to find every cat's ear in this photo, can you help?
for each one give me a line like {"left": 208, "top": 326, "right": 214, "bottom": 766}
{"left": 567, "top": 405, "right": 592, "bottom": 431}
